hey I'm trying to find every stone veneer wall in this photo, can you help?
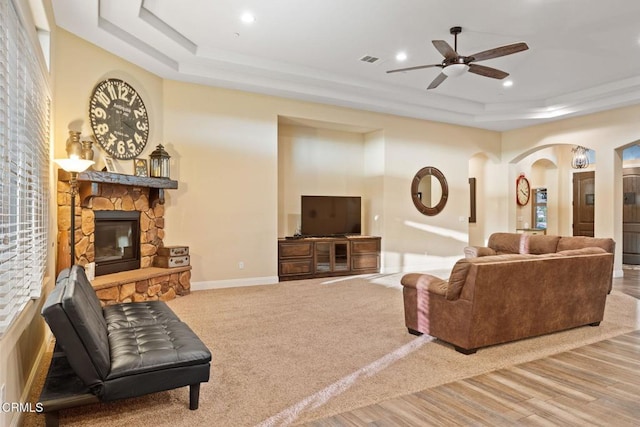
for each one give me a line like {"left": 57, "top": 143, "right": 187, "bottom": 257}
{"left": 93, "top": 268, "right": 191, "bottom": 306}
{"left": 57, "top": 179, "right": 190, "bottom": 303}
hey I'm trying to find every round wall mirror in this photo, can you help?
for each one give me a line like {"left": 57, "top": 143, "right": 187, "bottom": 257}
{"left": 411, "top": 166, "right": 448, "bottom": 216}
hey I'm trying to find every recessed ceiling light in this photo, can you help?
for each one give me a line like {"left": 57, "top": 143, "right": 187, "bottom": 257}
{"left": 395, "top": 52, "right": 407, "bottom": 61}
{"left": 503, "top": 80, "right": 514, "bottom": 88}
{"left": 240, "top": 12, "right": 255, "bottom": 23}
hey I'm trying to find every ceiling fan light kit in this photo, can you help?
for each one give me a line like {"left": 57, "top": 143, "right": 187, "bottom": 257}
{"left": 442, "top": 63, "right": 469, "bottom": 77}
{"left": 387, "top": 26, "right": 528, "bottom": 90}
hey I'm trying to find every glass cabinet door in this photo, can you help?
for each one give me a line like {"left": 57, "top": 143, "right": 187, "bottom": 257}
{"left": 315, "top": 242, "right": 331, "bottom": 272}
{"left": 314, "top": 241, "right": 350, "bottom": 273}
{"left": 334, "top": 242, "right": 349, "bottom": 271}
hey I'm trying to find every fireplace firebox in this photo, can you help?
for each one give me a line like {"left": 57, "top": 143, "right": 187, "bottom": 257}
{"left": 94, "top": 211, "right": 141, "bottom": 276}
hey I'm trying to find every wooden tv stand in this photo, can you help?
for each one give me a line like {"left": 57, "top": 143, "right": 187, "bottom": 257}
{"left": 277, "top": 236, "right": 381, "bottom": 281}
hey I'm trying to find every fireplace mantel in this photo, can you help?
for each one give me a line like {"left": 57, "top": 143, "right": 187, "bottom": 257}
{"left": 58, "top": 170, "right": 178, "bottom": 207}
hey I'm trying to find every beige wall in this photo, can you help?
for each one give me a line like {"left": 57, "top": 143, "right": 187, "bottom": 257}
{"left": 278, "top": 124, "right": 368, "bottom": 236}
{"left": 161, "top": 80, "right": 279, "bottom": 285}
{"left": 53, "top": 29, "right": 164, "bottom": 164}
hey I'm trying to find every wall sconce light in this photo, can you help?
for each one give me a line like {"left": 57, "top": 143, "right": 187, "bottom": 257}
{"left": 55, "top": 155, "right": 94, "bottom": 266}
{"left": 571, "top": 146, "right": 589, "bottom": 169}
{"left": 149, "top": 144, "right": 171, "bottom": 178}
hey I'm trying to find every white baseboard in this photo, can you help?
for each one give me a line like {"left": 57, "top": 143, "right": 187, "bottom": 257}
{"left": 191, "top": 276, "right": 279, "bottom": 291}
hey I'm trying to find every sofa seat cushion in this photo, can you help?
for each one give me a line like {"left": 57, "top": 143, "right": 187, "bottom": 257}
{"left": 107, "top": 322, "right": 211, "bottom": 380}
{"left": 104, "top": 301, "right": 182, "bottom": 331}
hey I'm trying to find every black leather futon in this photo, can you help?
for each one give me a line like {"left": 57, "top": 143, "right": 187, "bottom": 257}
{"left": 39, "top": 265, "right": 211, "bottom": 426}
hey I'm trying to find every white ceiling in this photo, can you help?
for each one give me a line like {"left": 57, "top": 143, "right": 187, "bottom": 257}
{"left": 50, "top": 0, "right": 640, "bottom": 131}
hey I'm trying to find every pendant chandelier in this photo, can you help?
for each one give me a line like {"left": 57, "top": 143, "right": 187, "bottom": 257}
{"left": 571, "top": 146, "right": 589, "bottom": 169}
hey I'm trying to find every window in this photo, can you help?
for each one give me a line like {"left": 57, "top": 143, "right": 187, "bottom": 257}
{"left": 0, "top": 0, "right": 51, "bottom": 335}
{"left": 532, "top": 188, "right": 547, "bottom": 230}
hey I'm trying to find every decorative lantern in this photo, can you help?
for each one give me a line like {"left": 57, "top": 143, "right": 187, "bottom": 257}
{"left": 149, "top": 144, "right": 171, "bottom": 178}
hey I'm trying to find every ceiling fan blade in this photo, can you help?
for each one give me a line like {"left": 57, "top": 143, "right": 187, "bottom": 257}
{"left": 432, "top": 40, "right": 457, "bottom": 60}
{"left": 427, "top": 73, "right": 448, "bottom": 90}
{"left": 469, "top": 42, "right": 529, "bottom": 62}
{"left": 468, "top": 64, "right": 509, "bottom": 79}
{"left": 386, "top": 64, "right": 440, "bottom": 74}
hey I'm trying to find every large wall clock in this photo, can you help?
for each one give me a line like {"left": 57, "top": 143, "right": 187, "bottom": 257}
{"left": 89, "top": 79, "right": 149, "bottom": 160}
{"left": 516, "top": 173, "right": 531, "bottom": 206}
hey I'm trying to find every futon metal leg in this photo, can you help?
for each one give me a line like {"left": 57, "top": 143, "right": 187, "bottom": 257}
{"left": 189, "top": 383, "right": 200, "bottom": 410}
{"left": 408, "top": 328, "right": 423, "bottom": 336}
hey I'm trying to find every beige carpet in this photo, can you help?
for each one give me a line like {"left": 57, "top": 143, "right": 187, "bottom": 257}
{"left": 23, "top": 274, "right": 640, "bottom": 427}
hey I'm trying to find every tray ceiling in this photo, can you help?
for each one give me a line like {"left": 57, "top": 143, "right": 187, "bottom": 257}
{"left": 51, "top": 0, "right": 640, "bottom": 131}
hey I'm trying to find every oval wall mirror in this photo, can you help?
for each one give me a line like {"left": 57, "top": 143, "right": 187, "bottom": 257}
{"left": 411, "top": 166, "right": 449, "bottom": 216}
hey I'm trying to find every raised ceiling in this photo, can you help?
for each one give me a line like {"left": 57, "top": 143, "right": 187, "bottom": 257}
{"left": 51, "top": 0, "right": 640, "bottom": 131}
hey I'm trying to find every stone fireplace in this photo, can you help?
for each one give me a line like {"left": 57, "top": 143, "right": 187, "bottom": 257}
{"left": 57, "top": 170, "right": 190, "bottom": 304}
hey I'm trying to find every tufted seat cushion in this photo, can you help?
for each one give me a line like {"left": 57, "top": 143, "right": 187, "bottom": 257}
{"left": 108, "top": 322, "right": 212, "bottom": 379}
{"left": 104, "top": 301, "right": 182, "bottom": 331}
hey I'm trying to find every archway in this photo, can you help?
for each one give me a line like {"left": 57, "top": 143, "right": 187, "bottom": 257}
{"left": 510, "top": 145, "right": 570, "bottom": 236}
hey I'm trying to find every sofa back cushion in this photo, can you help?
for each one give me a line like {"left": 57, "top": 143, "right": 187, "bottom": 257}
{"left": 487, "top": 233, "right": 523, "bottom": 254}
{"left": 557, "top": 236, "right": 615, "bottom": 253}
{"left": 42, "top": 266, "right": 111, "bottom": 389}
{"left": 488, "top": 233, "right": 560, "bottom": 255}
{"left": 523, "top": 235, "right": 560, "bottom": 254}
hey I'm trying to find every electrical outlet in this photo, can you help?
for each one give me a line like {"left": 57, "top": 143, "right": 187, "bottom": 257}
{"left": 238, "top": 261, "right": 244, "bottom": 270}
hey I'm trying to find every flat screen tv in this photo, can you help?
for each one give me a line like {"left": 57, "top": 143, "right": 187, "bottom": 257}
{"left": 300, "top": 195, "right": 361, "bottom": 237}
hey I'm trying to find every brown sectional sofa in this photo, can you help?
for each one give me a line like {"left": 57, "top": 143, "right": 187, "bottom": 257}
{"left": 401, "top": 233, "right": 615, "bottom": 354}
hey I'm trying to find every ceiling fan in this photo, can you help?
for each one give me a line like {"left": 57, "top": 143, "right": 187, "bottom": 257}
{"left": 387, "top": 26, "right": 529, "bottom": 89}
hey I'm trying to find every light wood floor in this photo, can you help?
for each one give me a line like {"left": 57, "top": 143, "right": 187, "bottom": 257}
{"left": 302, "top": 270, "right": 640, "bottom": 427}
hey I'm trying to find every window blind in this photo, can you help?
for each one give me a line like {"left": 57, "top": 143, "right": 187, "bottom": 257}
{"left": 0, "top": 0, "right": 50, "bottom": 335}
